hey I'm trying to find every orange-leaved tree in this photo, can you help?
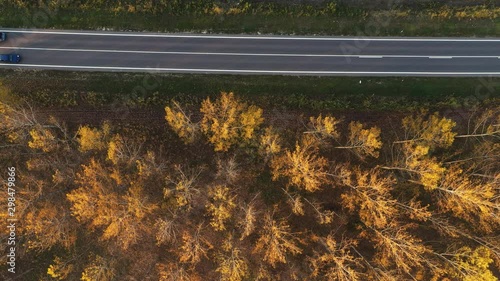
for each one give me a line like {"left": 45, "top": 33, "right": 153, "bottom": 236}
{"left": 272, "top": 135, "right": 329, "bottom": 192}
{"left": 309, "top": 235, "right": 362, "bottom": 281}
{"left": 165, "top": 100, "right": 199, "bottom": 145}
{"left": 200, "top": 92, "right": 263, "bottom": 152}
{"left": 254, "top": 212, "right": 303, "bottom": 267}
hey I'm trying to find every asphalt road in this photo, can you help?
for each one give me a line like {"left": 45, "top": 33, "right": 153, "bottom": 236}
{"left": 0, "top": 29, "right": 499, "bottom": 76}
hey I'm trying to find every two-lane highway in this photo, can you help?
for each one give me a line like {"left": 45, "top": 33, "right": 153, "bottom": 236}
{"left": 0, "top": 29, "right": 499, "bottom": 76}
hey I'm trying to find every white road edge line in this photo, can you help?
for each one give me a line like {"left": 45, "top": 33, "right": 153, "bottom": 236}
{"left": 1, "top": 47, "right": 499, "bottom": 59}
{"left": 1, "top": 64, "right": 500, "bottom": 75}
{"left": 359, "top": 56, "right": 383, "bottom": 58}
{"left": 4, "top": 29, "right": 500, "bottom": 42}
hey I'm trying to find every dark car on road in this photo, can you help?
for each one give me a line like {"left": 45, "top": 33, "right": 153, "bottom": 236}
{"left": 0, "top": 32, "right": 6, "bottom": 41}
{"left": 0, "top": 54, "right": 21, "bottom": 63}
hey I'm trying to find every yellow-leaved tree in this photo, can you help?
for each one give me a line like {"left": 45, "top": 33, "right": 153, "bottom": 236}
{"left": 305, "top": 114, "right": 341, "bottom": 141}
{"left": 66, "top": 159, "right": 157, "bottom": 250}
{"left": 0, "top": 100, "right": 38, "bottom": 143}
{"left": 47, "top": 256, "right": 74, "bottom": 280}
{"left": 335, "top": 121, "right": 382, "bottom": 159}
{"left": 367, "top": 222, "right": 428, "bottom": 277}
{"left": 24, "top": 202, "right": 77, "bottom": 252}
{"left": 434, "top": 166, "right": 499, "bottom": 232}
{"left": 164, "top": 165, "right": 202, "bottom": 209}
{"left": 259, "top": 126, "right": 282, "bottom": 161}
{"left": 309, "top": 235, "right": 362, "bottom": 281}
{"left": 28, "top": 125, "right": 57, "bottom": 153}
{"left": 206, "top": 185, "right": 237, "bottom": 231}
{"left": 216, "top": 237, "right": 249, "bottom": 281}
{"left": 200, "top": 92, "right": 263, "bottom": 152}
{"left": 272, "top": 135, "right": 329, "bottom": 192}
{"left": 337, "top": 166, "right": 397, "bottom": 229}
{"left": 444, "top": 246, "right": 497, "bottom": 281}
{"left": 157, "top": 263, "right": 200, "bottom": 281}
{"left": 76, "top": 122, "right": 110, "bottom": 152}
{"left": 165, "top": 100, "right": 199, "bottom": 144}
{"left": 106, "top": 133, "right": 143, "bottom": 165}
{"left": 238, "top": 198, "right": 259, "bottom": 240}
{"left": 382, "top": 143, "right": 446, "bottom": 190}
{"left": 178, "top": 224, "right": 213, "bottom": 266}
{"left": 254, "top": 212, "right": 303, "bottom": 267}
{"left": 80, "top": 255, "right": 116, "bottom": 281}
{"left": 398, "top": 111, "right": 456, "bottom": 149}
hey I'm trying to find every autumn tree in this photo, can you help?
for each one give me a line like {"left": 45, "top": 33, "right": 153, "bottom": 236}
{"left": 107, "top": 133, "right": 143, "bottom": 165}
{"left": 397, "top": 111, "right": 456, "bottom": 149}
{"left": 179, "top": 224, "right": 213, "bottom": 266}
{"left": 157, "top": 263, "right": 200, "bottom": 281}
{"left": 448, "top": 246, "right": 497, "bottom": 281}
{"left": 206, "top": 185, "right": 237, "bottom": 231}
{"left": 47, "top": 256, "right": 75, "bottom": 280}
{"left": 283, "top": 189, "right": 306, "bottom": 216}
{"left": 259, "top": 126, "right": 282, "bottom": 161}
{"left": 254, "top": 212, "right": 303, "bottom": 267}
{"left": 76, "top": 122, "right": 111, "bottom": 152}
{"left": 135, "top": 150, "right": 166, "bottom": 179}
{"left": 238, "top": 197, "right": 259, "bottom": 240}
{"left": 282, "top": 188, "right": 335, "bottom": 224}
{"left": 456, "top": 109, "right": 500, "bottom": 140}
{"left": 81, "top": 255, "right": 116, "bottom": 281}
{"left": 216, "top": 156, "right": 240, "bottom": 184}
{"left": 452, "top": 109, "right": 500, "bottom": 177}
{"left": 27, "top": 125, "right": 58, "bottom": 153}
{"left": 304, "top": 114, "right": 340, "bottom": 142}
{"left": 200, "top": 92, "right": 263, "bottom": 152}
{"left": 24, "top": 202, "right": 77, "bottom": 252}
{"left": 336, "top": 166, "right": 397, "bottom": 229}
{"left": 309, "top": 235, "right": 362, "bottom": 281}
{"left": 272, "top": 135, "right": 329, "bottom": 192}
{"left": 366, "top": 222, "right": 428, "bottom": 276}
{"left": 383, "top": 143, "right": 446, "bottom": 190}
{"left": 433, "top": 166, "right": 499, "bottom": 232}
{"left": 165, "top": 100, "right": 199, "bottom": 144}
{"left": 0, "top": 100, "right": 38, "bottom": 143}
{"left": 155, "top": 215, "right": 180, "bottom": 246}
{"left": 216, "top": 237, "right": 249, "bottom": 281}
{"left": 336, "top": 121, "right": 382, "bottom": 159}
{"left": 67, "top": 159, "right": 157, "bottom": 250}
{"left": 164, "top": 165, "right": 202, "bottom": 209}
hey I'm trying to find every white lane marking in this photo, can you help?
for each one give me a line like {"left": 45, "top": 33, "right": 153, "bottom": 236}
{"left": 429, "top": 56, "right": 453, "bottom": 59}
{"left": 1, "top": 47, "right": 499, "bottom": 59}
{"left": 4, "top": 29, "right": 500, "bottom": 42}
{"left": 1, "top": 63, "right": 499, "bottom": 75}
{"left": 359, "top": 55, "right": 383, "bottom": 58}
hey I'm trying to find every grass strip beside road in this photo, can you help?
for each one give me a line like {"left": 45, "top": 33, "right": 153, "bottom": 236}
{"left": 0, "top": 6, "right": 498, "bottom": 37}
{"left": 0, "top": 70, "right": 498, "bottom": 111}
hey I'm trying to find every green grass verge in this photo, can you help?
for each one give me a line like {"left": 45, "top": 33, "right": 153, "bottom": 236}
{"left": 1, "top": 70, "right": 498, "bottom": 111}
{"left": 0, "top": 6, "right": 498, "bottom": 37}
